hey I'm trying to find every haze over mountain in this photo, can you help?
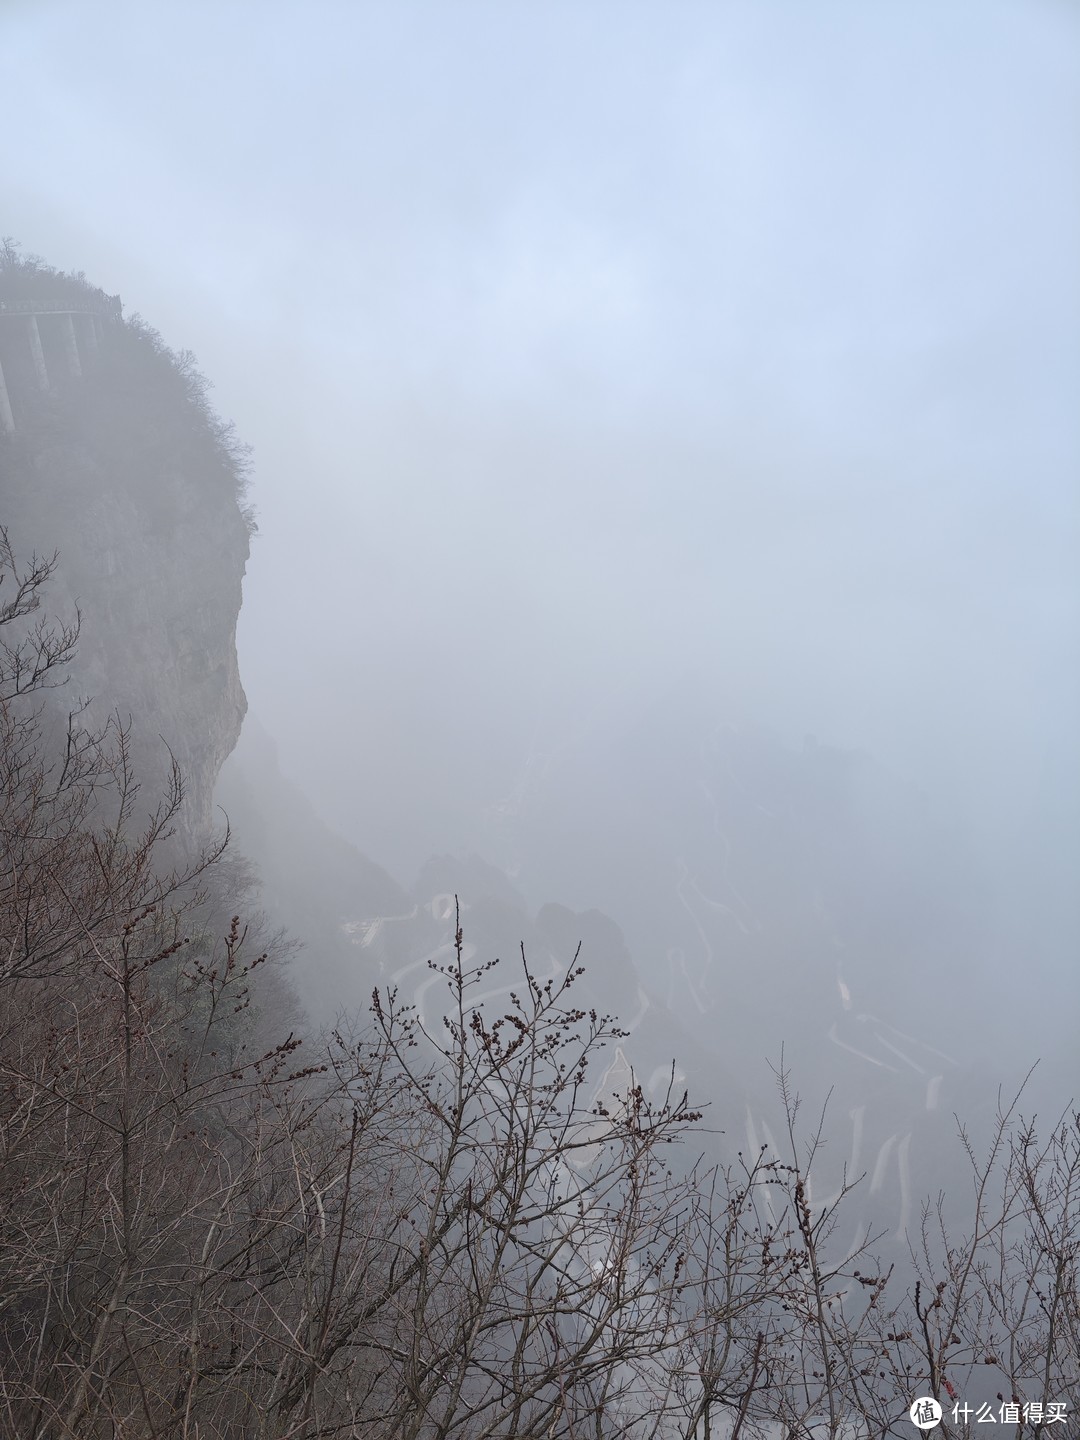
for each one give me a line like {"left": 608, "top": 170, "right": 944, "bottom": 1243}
{"left": 4, "top": 0, "right": 1077, "bottom": 1232}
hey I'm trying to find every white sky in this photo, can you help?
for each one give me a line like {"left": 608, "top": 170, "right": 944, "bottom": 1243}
{"left": 4, "top": 0, "right": 1078, "bottom": 903}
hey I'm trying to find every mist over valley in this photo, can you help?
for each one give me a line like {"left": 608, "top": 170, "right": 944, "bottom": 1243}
{"left": 2, "top": 2, "right": 1077, "bottom": 1433}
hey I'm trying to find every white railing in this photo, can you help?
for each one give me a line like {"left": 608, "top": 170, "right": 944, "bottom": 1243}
{"left": 0, "top": 295, "right": 122, "bottom": 318}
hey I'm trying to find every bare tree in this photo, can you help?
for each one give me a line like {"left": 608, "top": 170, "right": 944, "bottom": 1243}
{"left": 0, "top": 535, "right": 1074, "bottom": 1440}
{"left": 0, "top": 527, "right": 80, "bottom": 701}
{"left": 703, "top": 1069, "right": 1080, "bottom": 1440}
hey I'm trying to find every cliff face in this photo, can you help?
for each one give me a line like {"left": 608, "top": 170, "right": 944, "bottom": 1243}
{"left": 50, "top": 446, "right": 249, "bottom": 841}
{"left": 0, "top": 252, "right": 250, "bottom": 843}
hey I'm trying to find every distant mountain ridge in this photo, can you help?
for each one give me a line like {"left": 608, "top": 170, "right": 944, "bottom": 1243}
{"left": 218, "top": 694, "right": 1050, "bottom": 1249}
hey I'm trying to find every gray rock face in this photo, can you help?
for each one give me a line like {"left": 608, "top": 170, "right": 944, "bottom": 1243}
{"left": 0, "top": 265, "right": 251, "bottom": 848}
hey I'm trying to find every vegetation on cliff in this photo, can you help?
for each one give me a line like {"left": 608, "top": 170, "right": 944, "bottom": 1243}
{"left": 0, "top": 241, "right": 255, "bottom": 537}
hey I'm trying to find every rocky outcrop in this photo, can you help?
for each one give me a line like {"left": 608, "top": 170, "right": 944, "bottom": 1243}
{"left": 0, "top": 254, "right": 251, "bottom": 846}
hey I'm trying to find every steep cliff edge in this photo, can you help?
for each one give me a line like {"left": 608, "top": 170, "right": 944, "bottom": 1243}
{"left": 0, "top": 248, "right": 407, "bottom": 1018}
{"left": 0, "top": 249, "right": 250, "bottom": 842}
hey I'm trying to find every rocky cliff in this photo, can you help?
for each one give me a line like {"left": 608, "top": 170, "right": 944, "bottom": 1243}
{"left": 0, "top": 249, "right": 250, "bottom": 844}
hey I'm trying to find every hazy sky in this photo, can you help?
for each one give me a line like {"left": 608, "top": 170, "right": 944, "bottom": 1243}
{"left": 4, "top": 0, "right": 1078, "bottom": 890}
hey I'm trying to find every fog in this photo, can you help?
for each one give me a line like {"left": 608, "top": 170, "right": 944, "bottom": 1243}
{"left": 6, "top": 0, "right": 1078, "bottom": 1061}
